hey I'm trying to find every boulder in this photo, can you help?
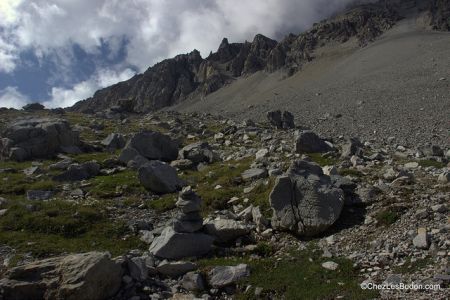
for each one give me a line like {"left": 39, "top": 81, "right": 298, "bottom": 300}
{"left": 241, "top": 168, "right": 268, "bottom": 181}
{"left": 204, "top": 219, "right": 250, "bottom": 243}
{"left": 269, "top": 160, "right": 344, "bottom": 236}
{"left": 0, "top": 118, "right": 81, "bottom": 161}
{"left": 53, "top": 161, "right": 100, "bottom": 182}
{"left": 267, "top": 110, "right": 295, "bottom": 129}
{"left": 255, "top": 148, "right": 269, "bottom": 161}
{"left": 178, "top": 142, "right": 216, "bottom": 164}
{"left": 322, "top": 261, "right": 339, "bottom": 271}
{"left": 49, "top": 158, "right": 73, "bottom": 170}
{"left": 156, "top": 260, "right": 197, "bottom": 277}
{"left": 438, "top": 171, "right": 450, "bottom": 183}
{"left": 181, "top": 272, "right": 206, "bottom": 291}
{"left": 138, "top": 161, "right": 184, "bottom": 194}
{"left": 127, "top": 257, "right": 149, "bottom": 282}
{"left": 413, "top": 228, "right": 430, "bottom": 249}
{"left": 149, "top": 227, "right": 214, "bottom": 260}
{"left": 171, "top": 159, "right": 195, "bottom": 170}
{"left": 341, "top": 137, "right": 364, "bottom": 158}
{"left": 101, "top": 133, "right": 126, "bottom": 150}
{"left": 22, "top": 103, "right": 45, "bottom": 111}
{"left": 26, "top": 190, "right": 53, "bottom": 201}
{"left": 0, "top": 252, "right": 122, "bottom": 300}
{"left": 120, "top": 131, "right": 178, "bottom": 164}
{"left": 295, "top": 131, "right": 331, "bottom": 153}
{"left": 208, "top": 264, "right": 250, "bottom": 288}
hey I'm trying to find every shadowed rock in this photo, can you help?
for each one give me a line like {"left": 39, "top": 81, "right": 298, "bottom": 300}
{"left": 270, "top": 160, "right": 344, "bottom": 236}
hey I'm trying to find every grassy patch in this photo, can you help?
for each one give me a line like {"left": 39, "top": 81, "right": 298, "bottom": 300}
{"left": 0, "top": 200, "right": 145, "bottom": 257}
{"left": 199, "top": 246, "right": 378, "bottom": 299}
{"left": 244, "top": 179, "right": 275, "bottom": 218}
{"left": 339, "top": 168, "right": 364, "bottom": 177}
{"left": 393, "top": 257, "right": 432, "bottom": 274}
{"left": 87, "top": 170, "right": 144, "bottom": 198}
{"left": 181, "top": 158, "right": 254, "bottom": 213}
{"left": 147, "top": 194, "right": 177, "bottom": 212}
{"left": 307, "top": 153, "right": 338, "bottom": 167}
{"left": 71, "top": 151, "right": 118, "bottom": 163}
{"left": 0, "top": 172, "right": 56, "bottom": 196}
{"left": 418, "top": 159, "right": 445, "bottom": 169}
{"left": 374, "top": 208, "right": 401, "bottom": 226}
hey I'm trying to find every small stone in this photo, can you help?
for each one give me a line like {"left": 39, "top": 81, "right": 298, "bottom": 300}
{"left": 181, "top": 272, "right": 205, "bottom": 291}
{"left": 431, "top": 204, "right": 447, "bottom": 213}
{"left": 241, "top": 168, "right": 268, "bottom": 181}
{"left": 208, "top": 264, "right": 250, "bottom": 288}
{"left": 404, "top": 162, "right": 419, "bottom": 169}
{"left": 438, "top": 172, "right": 450, "bottom": 183}
{"left": 255, "top": 149, "right": 269, "bottom": 161}
{"left": 322, "top": 261, "right": 339, "bottom": 271}
{"left": 157, "top": 260, "right": 197, "bottom": 278}
{"left": 322, "top": 166, "right": 338, "bottom": 176}
{"left": 413, "top": 228, "right": 430, "bottom": 249}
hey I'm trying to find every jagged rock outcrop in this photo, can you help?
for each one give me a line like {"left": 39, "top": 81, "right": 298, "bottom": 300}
{"left": 0, "top": 252, "right": 123, "bottom": 300}
{"left": 0, "top": 118, "right": 81, "bottom": 161}
{"left": 119, "top": 131, "right": 179, "bottom": 164}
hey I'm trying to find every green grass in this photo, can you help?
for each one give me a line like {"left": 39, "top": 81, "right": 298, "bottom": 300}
{"left": 339, "top": 168, "right": 364, "bottom": 177}
{"left": 418, "top": 159, "right": 445, "bottom": 169}
{"left": 181, "top": 158, "right": 254, "bottom": 212}
{"left": 308, "top": 153, "right": 338, "bottom": 167}
{"left": 374, "top": 208, "right": 401, "bottom": 226}
{"left": 146, "top": 193, "right": 177, "bottom": 212}
{"left": 393, "top": 257, "right": 432, "bottom": 274}
{"left": 244, "top": 179, "right": 275, "bottom": 218}
{"left": 87, "top": 170, "right": 145, "bottom": 198}
{"left": 199, "top": 246, "right": 378, "bottom": 299}
{"left": 0, "top": 199, "right": 145, "bottom": 257}
{"left": 0, "top": 172, "right": 56, "bottom": 196}
{"left": 71, "top": 151, "right": 118, "bottom": 163}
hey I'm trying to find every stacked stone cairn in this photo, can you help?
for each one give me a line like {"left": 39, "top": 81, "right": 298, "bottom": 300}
{"left": 149, "top": 187, "right": 214, "bottom": 259}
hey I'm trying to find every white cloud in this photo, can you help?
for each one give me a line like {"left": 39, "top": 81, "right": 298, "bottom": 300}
{"left": 43, "top": 68, "right": 135, "bottom": 108}
{"left": 0, "top": 86, "right": 29, "bottom": 108}
{"left": 0, "top": 0, "right": 363, "bottom": 107}
{"left": 1, "top": 0, "right": 361, "bottom": 72}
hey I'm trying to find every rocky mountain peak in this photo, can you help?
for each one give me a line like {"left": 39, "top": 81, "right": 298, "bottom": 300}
{"left": 70, "top": 0, "right": 449, "bottom": 114}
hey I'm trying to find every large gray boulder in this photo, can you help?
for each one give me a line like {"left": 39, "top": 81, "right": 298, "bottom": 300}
{"left": 138, "top": 161, "right": 184, "bottom": 194}
{"left": 178, "top": 142, "right": 216, "bottom": 164}
{"left": 120, "top": 131, "right": 178, "bottom": 164}
{"left": 149, "top": 227, "right": 214, "bottom": 259}
{"left": 295, "top": 130, "right": 331, "bottom": 153}
{"left": 0, "top": 118, "right": 81, "bottom": 161}
{"left": 269, "top": 160, "right": 344, "bottom": 236}
{"left": 0, "top": 252, "right": 123, "bottom": 300}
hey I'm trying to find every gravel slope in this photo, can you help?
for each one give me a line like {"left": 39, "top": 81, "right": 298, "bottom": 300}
{"left": 172, "top": 17, "right": 450, "bottom": 149}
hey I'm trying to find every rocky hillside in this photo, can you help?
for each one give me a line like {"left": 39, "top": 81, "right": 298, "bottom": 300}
{"left": 0, "top": 107, "right": 448, "bottom": 299}
{"left": 70, "top": 0, "right": 449, "bottom": 114}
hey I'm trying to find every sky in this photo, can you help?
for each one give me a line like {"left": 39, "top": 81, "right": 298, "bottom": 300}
{"left": 0, "top": 0, "right": 361, "bottom": 109}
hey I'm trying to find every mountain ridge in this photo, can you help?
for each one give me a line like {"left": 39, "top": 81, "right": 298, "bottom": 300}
{"left": 70, "top": 0, "right": 449, "bottom": 114}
